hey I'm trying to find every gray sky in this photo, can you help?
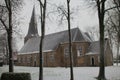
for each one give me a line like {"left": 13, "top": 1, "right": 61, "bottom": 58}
{"left": 18, "top": 0, "right": 99, "bottom": 50}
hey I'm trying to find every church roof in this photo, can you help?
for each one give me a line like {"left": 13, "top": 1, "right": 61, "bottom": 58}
{"left": 86, "top": 39, "right": 108, "bottom": 55}
{"left": 19, "top": 28, "right": 92, "bottom": 54}
{"left": 86, "top": 41, "right": 100, "bottom": 55}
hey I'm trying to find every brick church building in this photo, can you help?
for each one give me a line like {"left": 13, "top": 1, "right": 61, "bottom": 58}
{"left": 16, "top": 7, "right": 113, "bottom": 67}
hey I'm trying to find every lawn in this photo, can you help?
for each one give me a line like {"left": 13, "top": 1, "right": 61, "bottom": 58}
{"left": 0, "top": 65, "right": 120, "bottom": 80}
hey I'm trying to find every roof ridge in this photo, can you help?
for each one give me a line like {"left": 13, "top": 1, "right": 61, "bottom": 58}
{"left": 45, "top": 27, "right": 79, "bottom": 37}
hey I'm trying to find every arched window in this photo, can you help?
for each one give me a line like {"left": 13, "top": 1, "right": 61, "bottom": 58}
{"left": 77, "top": 46, "right": 82, "bottom": 57}
{"left": 64, "top": 47, "right": 69, "bottom": 58}
{"left": 49, "top": 53, "right": 54, "bottom": 62}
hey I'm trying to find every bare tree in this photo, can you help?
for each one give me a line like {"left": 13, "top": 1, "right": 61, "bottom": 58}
{"left": 37, "top": 0, "right": 47, "bottom": 80}
{"left": 54, "top": 0, "right": 74, "bottom": 80}
{"left": 66, "top": 0, "right": 74, "bottom": 80}
{"left": 85, "top": 0, "right": 120, "bottom": 79}
{"left": 0, "top": 0, "right": 23, "bottom": 72}
{"left": 96, "top": 0, "right": 106, "bottom": 79}
{"left": 105, "top": 0, "right": 120, "bottom": 66}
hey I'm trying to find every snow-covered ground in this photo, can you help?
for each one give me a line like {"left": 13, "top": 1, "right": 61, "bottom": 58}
{"left": 0, "top": 65, "right": 120, "bottom": 80}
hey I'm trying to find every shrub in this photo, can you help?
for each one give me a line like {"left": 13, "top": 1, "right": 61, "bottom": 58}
{"left": 1, "top": 72, "right": 31, "bottom": 80}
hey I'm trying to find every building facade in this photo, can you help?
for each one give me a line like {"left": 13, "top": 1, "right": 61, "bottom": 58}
{"left": 16, "top": 7, "right": 113, "bottom": 67}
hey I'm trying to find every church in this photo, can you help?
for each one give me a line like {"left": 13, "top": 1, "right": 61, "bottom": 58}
{"left": 16, "top": 7, "right": 113, "bottom": 67}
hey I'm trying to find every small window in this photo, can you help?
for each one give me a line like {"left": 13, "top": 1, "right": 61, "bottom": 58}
{"left": 64, "top": 47, "right": 69, "bottom": 57}
{"left": 49, "top": 54, "right": 54, "bottom": 62}
{"left": 27, "top": 56, "right": 30, "bottom": 63}
{"left": 20, "top": 57, "right": 22, "bottom": 63}
{"left": 30, "top": 56, "right": 32, "bottom": 63}
{"left": 34, "top": 56, "right": 37, "bottom": 61}
{"left": 22, "top": 57, "right": 25, "bottom": 63}
{"left": 77, "top": 46, "right": 82, "bottom": 57}
{"left": 98, "top": 56, "right": 100, "bottom": 62}
{"left": 18, "top": 57, "right": 21, "bottom": 63}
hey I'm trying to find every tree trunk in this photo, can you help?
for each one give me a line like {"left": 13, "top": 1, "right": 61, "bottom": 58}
{"left": 98, "top": 25, "right": 105, "bottom": 79}
{"left": 8, "top": 31, "right": 14, "bottom": 72}
{"left": 67, "top": 0, "right": 74, "bottom": 80}
{"left": 39, "top": 35, "right": 44, "bottom": 80}
{"left": 5, "top": 44, "right": 9, "bottom": 65}
{"left": 8, "top": 2, "right": 14, "bottom": 72}
{"left": 39, "top": 0, "right": 47, "bottom": 80}
{"left": 97, "top": 0, "right": 106, "bottom": 80}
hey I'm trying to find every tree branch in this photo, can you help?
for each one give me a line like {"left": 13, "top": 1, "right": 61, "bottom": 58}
{"left": 105, "top": 6, "right": 120, "bottom": 12}
{"left": 0, "top": 18, "right": 8, "bottom": 31}
{"left": 0, "top": 5, "right": 6, "bottom": 8}
{"left": 4, "top": 0, "right": 9, "bottom": 11}
{"left": 38, "top": 0, "right": 44, "bottom": 8}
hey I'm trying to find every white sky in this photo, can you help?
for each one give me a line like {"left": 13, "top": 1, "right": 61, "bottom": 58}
{"left": 17, "top": 0, "right": 99, "bottom": 50}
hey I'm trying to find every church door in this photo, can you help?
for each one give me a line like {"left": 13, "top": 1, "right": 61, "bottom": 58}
{"left": 91, "top": 57, "right": 95, "bottom": 66}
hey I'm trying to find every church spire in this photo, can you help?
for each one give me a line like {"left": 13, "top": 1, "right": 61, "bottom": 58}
{"left": 24, "top": 6, "right": 39, "bottom": 43}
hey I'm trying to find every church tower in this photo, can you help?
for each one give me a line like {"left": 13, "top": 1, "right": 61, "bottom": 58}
{"left": 24, "top": 6, "right": 39, "bottom": 43}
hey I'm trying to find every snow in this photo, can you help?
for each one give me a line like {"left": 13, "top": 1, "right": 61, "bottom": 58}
{"left": 0, "top": 65, "right": 120, "bottom": 80}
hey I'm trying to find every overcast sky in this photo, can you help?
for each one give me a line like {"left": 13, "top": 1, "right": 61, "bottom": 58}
{"left": 17, "top": 0, "right": 99, "bottom": 50}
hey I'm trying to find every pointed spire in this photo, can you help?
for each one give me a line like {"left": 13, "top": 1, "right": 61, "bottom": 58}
{"left": 24, "top": 6, "right": 39, "bottom": 43}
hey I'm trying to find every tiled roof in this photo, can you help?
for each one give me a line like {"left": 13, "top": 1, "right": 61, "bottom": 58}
{"left": 19, "top": 28, "right": 92, "bottom": 54}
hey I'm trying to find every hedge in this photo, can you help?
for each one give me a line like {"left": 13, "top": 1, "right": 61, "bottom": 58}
{"left": 1, "top": 72, "right": 31, "bottom": 80}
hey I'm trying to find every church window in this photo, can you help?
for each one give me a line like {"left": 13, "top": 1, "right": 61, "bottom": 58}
{"left": 20, "top": 57, "right": 22, "bottom": 63}
{"left": 22, "top": 57, "right": 25, "bottom": 63}
{"left": 30, "top": 56, "right": 32, "bottom": 63}
{"left": 49, "top": 54, "right": 54, "bottom": 62}
{"left": 27, "top": 56, "right": 30, "bottom": 63}
{"left": 27, "top": 56, "right": 32, "bottom": 63}
{"left": 34, "top": 55, "right": 37, "bottom": 62}
{"left": 18, "top": 57, "right": 22, "bottom": 63}
{"left": 77, "top": 46, "right": 82, "bottom": 57}
{"left": 64, "top": 47, "right": 70, "bottom": 58}
{"left": 98, "top": 56, "right": 100, "bottom": 62}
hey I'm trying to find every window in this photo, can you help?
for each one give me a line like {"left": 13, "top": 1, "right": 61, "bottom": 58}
{"left": 20, "top": 57, "right": 22, "bottom": 63}
{"left": 49, "top": 54, "right": 54, "bottom": 62}
{"left": 27, "top": 56, "right": 32, "bottom": 63}
{"left": 64, "top": 47, "right": 69, "bottom": 58}
{"left": 77, "top": 46, "right": 82, "bottom": 57}
{"left": 22, "top": 57, "right": 25, "bottom": 63}
{"left": 98, "top": 56, "right": 100, "bottom": 62}
{"left": 27, "top": 56, "right": 30, "bottom": 63}
{"left": 18, "top": 57, "right": 21, "bottom": 63}
{"left": 30, "top": 56, "right": 32, "bottom": 63}
{"left": 34, "top": 56, "right": 37, "bottom": 61}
